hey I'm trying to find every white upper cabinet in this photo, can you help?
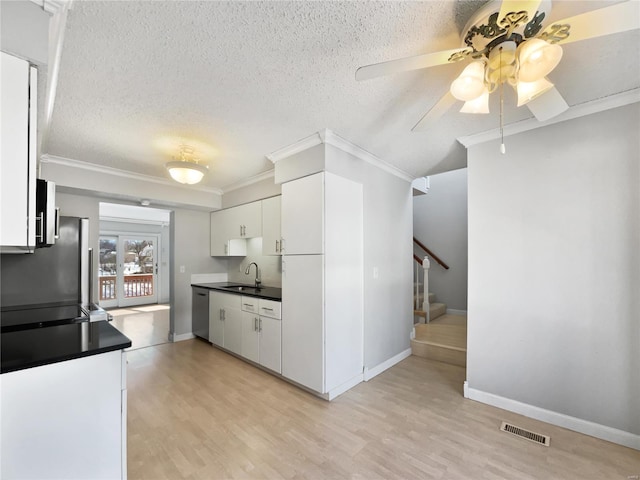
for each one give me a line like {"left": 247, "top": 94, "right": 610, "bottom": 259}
{"left": 281, "top": 173, "right": 324, "bottom": 255}
{"left": 228, "top": 201, "right": 262, "bottom": 239}
{"left": 210, "top": 209, "right": 247, "bottom": 257}
{"left": 209, "top": 201, "right": 263, "bottom": 257}
{"left": 261, "top": 196, "right": 282, "bottom": 256}
{"left": 1, "top": 52, "right": 37, "bottom": 253}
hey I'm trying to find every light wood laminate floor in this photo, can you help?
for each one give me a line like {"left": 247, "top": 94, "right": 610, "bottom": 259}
{"left": 110, "top": 304, "right": 170, "bottom": 350}
{"left": 127, "top": 340, "right": 639, "bottom": 479}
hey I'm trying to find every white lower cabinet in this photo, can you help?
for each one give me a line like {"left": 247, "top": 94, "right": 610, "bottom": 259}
{"left": 209, "top": 291, "right": 242, "bottom": 354}
{"left": 239, "top": 296, "right": 282, "bottom": 374}
{"left": 1, "top": 350, "right": 127, "bottom": 479}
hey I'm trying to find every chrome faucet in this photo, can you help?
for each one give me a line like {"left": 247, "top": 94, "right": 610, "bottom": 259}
{"left": 245, "top": 262, "right": 261, "bottom": 289}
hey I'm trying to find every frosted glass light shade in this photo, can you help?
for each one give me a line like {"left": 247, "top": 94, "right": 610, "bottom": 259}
{"left": 166, "top": 161, "right": 207, "bottom": 184}
{"left": 450, "top": 61, "right": 486, "bottom": 101}
{"left": 460, "top": 89, "right": 490, "bottom": 113}
{"left": 516, "top": 77, "right": 554, "bottom": 106}
{"left": 517, "top": 39, "right": 562, "bottom": 82}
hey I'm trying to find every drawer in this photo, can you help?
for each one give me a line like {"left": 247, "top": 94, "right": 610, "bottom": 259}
{"left": 258, "top": 299, "right": 281, "bottom": 319}
{"left": 241, "top": 296, "right": 259, "bottom": 313}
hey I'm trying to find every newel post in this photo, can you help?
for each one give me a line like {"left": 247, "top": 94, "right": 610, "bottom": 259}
{"left": 422, "top": 256, "right": 430, "bottom": 323}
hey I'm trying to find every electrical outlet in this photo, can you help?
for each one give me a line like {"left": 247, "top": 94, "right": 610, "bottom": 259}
{"left": 179, "top": 265, "right": 185, "bottom": 273}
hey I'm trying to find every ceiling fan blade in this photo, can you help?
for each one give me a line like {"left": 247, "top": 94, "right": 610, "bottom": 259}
{"left": 412, "top": 91, "right": 457, "bottom": 131}
{"left": 541, "top": 1, "right": 640, "bottom": 45}
{"left": 498, "top": 0, "right": 542, "bottom": 25}
{"left": 526, "top": 87, "right": 568, "bottom": 121}
{"left": 355, "top": 48, "right": 468, "bottom": 81}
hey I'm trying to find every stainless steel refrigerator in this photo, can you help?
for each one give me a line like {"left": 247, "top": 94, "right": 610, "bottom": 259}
{"left": 1, "top": 216, "right": 107, "bottom": 330}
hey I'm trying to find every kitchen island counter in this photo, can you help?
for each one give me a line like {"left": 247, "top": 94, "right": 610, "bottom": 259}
{"left": 1, "top": 320, "right": 131, "bottom": 374}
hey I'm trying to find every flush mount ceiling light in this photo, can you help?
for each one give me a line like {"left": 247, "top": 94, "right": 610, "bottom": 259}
{"left": 166, "top": 144, "right": 208, "bottom": 185}
{"left": 356, "top": 0, "right": 640, "bottom": 149}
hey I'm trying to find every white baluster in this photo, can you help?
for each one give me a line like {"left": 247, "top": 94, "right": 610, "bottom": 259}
{"left": 422, "top": 256, "right": 431, "bottom": 323}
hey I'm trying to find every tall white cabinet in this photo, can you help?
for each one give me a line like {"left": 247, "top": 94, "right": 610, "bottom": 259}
{"left": 281, "top": 172, "right": 363, "bottom": 397}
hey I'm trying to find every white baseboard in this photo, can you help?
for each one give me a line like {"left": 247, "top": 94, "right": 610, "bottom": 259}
{"left": 364, "top": 348, "right": 412, "bottom": 381}
{"left": 326, "top": 373, "right": 364, "bottom": 401}
{"left": 446, "top": 309, "right": 467, "bottom": 316}
{"left": 464, "top": 382, "right": 640, "bottom": 451}
{"left": 172, "top": 332, "right": 195, "bottom": 342}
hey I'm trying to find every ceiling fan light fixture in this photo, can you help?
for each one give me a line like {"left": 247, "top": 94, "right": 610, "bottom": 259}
{"left": 450, "top": 60, "right": 486, "bottom": 101}
{"left": 166, "top": 144, "right": 208, "bottom": 185}
{"left": 460, "top": 88, "right": 490, "bottom": 114}
{"left": 517, "top": 38, "right": 563, "bottom": 82}
{"left": 516, "top": 77, "right": 554, "bottom": 106}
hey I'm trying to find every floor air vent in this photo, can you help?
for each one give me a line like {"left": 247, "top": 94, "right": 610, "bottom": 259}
{"left": 500, "top": 422, "right": 550, "bottom": 446}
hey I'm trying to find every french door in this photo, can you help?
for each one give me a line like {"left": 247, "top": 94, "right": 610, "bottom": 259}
{"left": 99, "top": 234, "right": 159, "bottom": 308}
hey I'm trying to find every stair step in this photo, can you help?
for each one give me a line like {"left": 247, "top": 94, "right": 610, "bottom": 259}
{"left": 414, "top": 302, "right": 447, "bottom": 321}
{"left": 411, "top": 338, "right": 467, "bottom": 367}
{"left": 414, "top": 322, "right": 467, "bottom": 350}
{"left": 413, "top": 292, "right": 436, "bottom": 304}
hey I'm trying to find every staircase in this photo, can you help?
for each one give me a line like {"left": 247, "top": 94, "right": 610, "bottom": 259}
{"left": 411, "top": 292, "right": 467, "bottom": 368}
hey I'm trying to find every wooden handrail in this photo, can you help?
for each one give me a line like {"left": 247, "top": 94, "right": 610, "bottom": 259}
{"left": 413, "top": 237, "right": 450, "bottom": 270}
{"left": 413, "top": 254, "right": 423, "bottom": 264}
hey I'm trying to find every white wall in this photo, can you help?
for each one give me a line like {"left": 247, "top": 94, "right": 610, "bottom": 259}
{"left": 325, "top": 145, "right": 413, "bottom": 369}
{"left": 413, "top": 168, "right": 468, "bottom": 310}
{"left": 467, "top": 104, "right": 640, "bottom": 446}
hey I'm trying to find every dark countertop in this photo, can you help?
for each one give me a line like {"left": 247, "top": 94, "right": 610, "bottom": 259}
{"left": 1, "top": 320, "right": 131, "bottom": 374}
{"left": 192, "top": 282, "right": 282, "bottom": 301}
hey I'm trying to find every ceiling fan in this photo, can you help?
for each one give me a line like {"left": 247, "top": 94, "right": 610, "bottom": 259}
{"left": 356, "top": 0, "right": 640, "bottom": 140}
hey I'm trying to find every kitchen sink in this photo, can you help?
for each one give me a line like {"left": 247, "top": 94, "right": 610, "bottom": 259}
{"left": 220, "top": 285, "right": 260, "bottom": 293}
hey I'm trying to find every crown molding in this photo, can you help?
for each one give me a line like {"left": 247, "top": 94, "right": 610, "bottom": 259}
{"left": 266, "top": 132, "right": 324, "bottom": 163}
{"left": 29, "top": 0, "right": 71, "bottom": 15}
{"left": 457, "top": 88, "right": 640, "bottom": 148}
{"left": 322, "top": 129, "right": 414, "bottom": 183}
{"left": 222, "top": 169, "right": 275, "bottom": 193}
{"left": 40, "top": 154, "right": 223, "bottom": 194}
{"left": 267, "top": 128, "right": 414, "bottom": 183}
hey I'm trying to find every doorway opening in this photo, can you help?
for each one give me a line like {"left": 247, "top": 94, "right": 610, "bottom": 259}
{"left": 99, "top": 202, "right": 171, "bottom": 350}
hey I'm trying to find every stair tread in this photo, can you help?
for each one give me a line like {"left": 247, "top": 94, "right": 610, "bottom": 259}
{"left": 410, "top": 338, "right": 467, "bottom": 352}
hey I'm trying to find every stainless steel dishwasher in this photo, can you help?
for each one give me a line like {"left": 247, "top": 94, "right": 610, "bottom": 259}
{"left": 192, "top": 287, "right": 210, "bottom": 340}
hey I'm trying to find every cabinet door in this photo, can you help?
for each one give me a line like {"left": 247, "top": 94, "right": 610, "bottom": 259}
{"left": 281, "top": 173, "right": 324, "bottom": 255}
{"left": 228, "top": 202, "right": 262, "bottom": 238}
{"left": 241, "top": 311, "right": 260, "bottom": 363}
{"left": 210, "top": 210, "right": 227, "bottom": 256}
{"left": 221, "top": 294, "right": 242, "bottom": 355}
{"left": 209, "top": 292, "right": 224, "bottom": 347}
{"left": 259, "top": 316, "right": 281, "bottom": 374}
{"left": 1, "top": 52, "right": 36, "bottom": 252}
{"left": 262, "top": 196, "right": 282, "bottom": 255}
{"left": 282, "top": 254, "right": 324, "bottom": 392}
{"left": 210, "top": 210, "right": 247, "bottom": 257}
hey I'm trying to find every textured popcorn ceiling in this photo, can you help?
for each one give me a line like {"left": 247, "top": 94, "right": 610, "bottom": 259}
{"left": 46, "top": 1, "right": 639, "bottom": 189}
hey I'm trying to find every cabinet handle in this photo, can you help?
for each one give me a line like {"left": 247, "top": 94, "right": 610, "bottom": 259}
{"left": 220, "top": 308, "right": 225, "bottom": 321}
{"left": 275, "top": 240, "right": 279, "bottom": 252}
{"left": 254, "top": 317, "right": 258, "bottom": 331}
{"left": 280, "top": 238, "right": 285, "bottom": 253}
{"left": 259, "top": 318, "right": 262, "bottom": 332}
{"left": 262, "top": 307, "right": 273, "bottom": 311}
{"left": 54, "top": 207, "right": 60, "bottom": 239}
{"left": 197, "top": 293, "right": 206, "bottom": 297}
{"left": 243, "top": 303, "right": 254, "bottom": 308}
{"left": 224, "top": 243, "right": 228, "bottom": 255}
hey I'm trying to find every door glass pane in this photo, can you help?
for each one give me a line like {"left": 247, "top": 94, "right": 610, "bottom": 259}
{"left": 99, "top": 237, "right": 117, "bottom": 302}
{"left": 123, "top": 239, "right": 154, "bottom": 298}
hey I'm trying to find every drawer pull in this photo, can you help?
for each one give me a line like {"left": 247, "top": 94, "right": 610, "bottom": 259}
{"left": 262, "top": 307, "right": 274, "bottom": 311}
